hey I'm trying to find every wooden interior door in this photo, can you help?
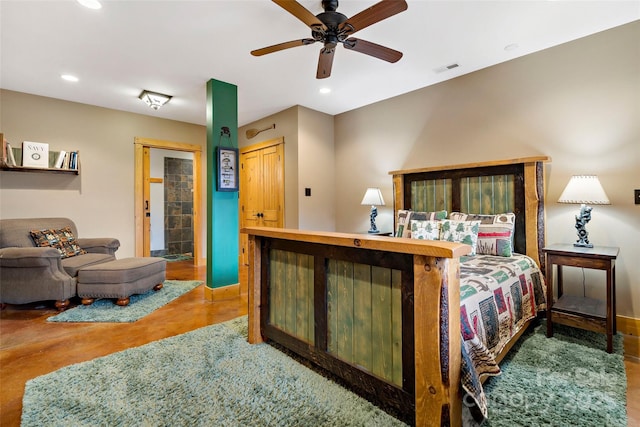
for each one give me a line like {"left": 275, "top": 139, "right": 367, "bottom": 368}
{"left": 239, "top": 137, "right": 284, "bottom": 266}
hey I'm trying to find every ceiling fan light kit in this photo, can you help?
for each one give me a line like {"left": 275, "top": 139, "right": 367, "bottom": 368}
{"left": 251, "top": 0, "right": 408, "bottom": 79}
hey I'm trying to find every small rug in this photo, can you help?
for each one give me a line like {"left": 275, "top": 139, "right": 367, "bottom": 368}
{"left": 47, "top": 280, "right": 202, "bottom": 323}
{"left": 22, "top": 317, "right": 405, "bottom": 427}
{"left": 478, "top": 321, "right": 627, "bottom": 426}
{"left": 161, "top": 254, "right": 193, "bottom": 262}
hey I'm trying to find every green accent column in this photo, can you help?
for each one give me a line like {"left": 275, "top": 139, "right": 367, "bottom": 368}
{"left": 206, "top": 79, "right": 238, "bottom": 288}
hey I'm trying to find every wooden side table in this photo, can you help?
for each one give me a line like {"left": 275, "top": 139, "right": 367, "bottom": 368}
{"left": 543, "top": 244, "right": 619, "bottom": 353}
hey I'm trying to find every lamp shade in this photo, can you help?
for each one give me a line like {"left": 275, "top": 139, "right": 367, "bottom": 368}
{"left": 361, "top": 188, "right": 385, "bottom": 206}
{"left": 558, "top": 175, "right": 610, "bottom": 205}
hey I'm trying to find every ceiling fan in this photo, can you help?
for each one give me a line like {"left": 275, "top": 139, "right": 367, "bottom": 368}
{"left": 251, "top": 0, "right": 408, "bottom": 79}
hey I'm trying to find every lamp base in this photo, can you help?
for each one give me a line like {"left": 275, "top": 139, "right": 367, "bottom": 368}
{"left": 573, "top": 204, "right": 593, "bottom": 249}
{"left": 368, "top": 230, "right": 380, "bottom": 234}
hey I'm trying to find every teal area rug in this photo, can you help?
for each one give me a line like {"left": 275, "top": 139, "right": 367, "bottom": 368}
{"left": 47, "top": 280, "right": 202, "bottom": 323}
{"left": 23, "top": 317, "right": 626, "bottom": 426}
{"left": 161, "top": 254, "right": 193, "bottom": 262}
{"left": 478, "top": 321, "right": 627, "bottom": 426}
{"left": 22, "top": 317, "right": 404, "bottom": 427}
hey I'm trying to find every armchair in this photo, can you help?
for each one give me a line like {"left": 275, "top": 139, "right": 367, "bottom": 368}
{"left": 0, "top": 218, "right": 120, "bottom": 310}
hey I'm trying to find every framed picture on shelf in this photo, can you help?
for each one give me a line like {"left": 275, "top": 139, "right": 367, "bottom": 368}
{"left": 216, "top": 147, "right": 238, "bottom": 192}
{"left": 22, "top": 141, "right": 49, "bottom": 168}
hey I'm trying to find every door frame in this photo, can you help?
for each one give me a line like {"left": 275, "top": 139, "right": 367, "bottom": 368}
{"left": 134, "top": 137, "right": 203, "bottom": 265}
{"left": 239, "top": 137, "right": 285, "bottom": 267}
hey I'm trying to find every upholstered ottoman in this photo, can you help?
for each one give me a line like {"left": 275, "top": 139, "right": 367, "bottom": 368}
{"left": 77, "top": 257, "right": 167, "bottom": 306}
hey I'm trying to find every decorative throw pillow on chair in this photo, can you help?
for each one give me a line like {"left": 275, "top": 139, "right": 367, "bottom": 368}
{"left": 30, "top": 227, "right": 87, "bottom": 258}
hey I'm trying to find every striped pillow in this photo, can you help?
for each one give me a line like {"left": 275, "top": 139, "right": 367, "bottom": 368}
{"left": 449, "top": 212, "right": 515, "bottom": 257}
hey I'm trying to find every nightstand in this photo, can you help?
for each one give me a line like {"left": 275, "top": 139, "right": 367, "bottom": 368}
{"left": 543, "top": 244, "right": 619, "bottom": 353}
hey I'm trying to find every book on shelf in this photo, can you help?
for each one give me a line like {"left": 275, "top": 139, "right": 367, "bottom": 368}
{"left": 53, "top": 150, "right": 67, "bottom": 168}
{"left": 22, "top": 141, "right": 49, "bottom": 168}
{"left": 6, "top": 142, "right": 17, "bottom": 166}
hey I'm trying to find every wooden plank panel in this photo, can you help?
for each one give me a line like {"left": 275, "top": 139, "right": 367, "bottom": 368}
{"left": 480, "top": 175, "right": 493, "bottom": 214}
{"left": 336, "top": 260, "right": 355, "bottom": 363}
{"left": 327, "top": 259, "right": 338, "bottom": 355}
{"left": 284, "top": 251, "right": 297, "bottom": 334}
{"left": 391, "top": 268, "right": 403, "bottom": 387}
{"left": 247, "top": 235, "right": 263, "bottom": 344}
{"left": 270, "top": 249, "right": 286, "bottom": 327}
{"left": 414, "top": 255, "right": 462, "bottom": 427}
{"left": 295, "top": 254, "right": 314, "bottom": 343}
{"left": 353, "top": 263, "right": 373, "bottom": 369}
{"left": 371, "top": 265, "right": 392, "bottom": 381}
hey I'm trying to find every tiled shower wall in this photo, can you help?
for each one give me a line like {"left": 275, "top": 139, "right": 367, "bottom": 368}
{"left": 164, "top": 157, "right": 193, "bottom": 256}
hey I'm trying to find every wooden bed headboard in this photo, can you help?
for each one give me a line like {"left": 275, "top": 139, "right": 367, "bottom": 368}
{"left": 390, "top": 156, "right": 550, "bottom": 269}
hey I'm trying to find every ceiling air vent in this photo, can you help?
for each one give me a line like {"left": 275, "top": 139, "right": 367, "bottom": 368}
{"left": 434, "top": 63, "right": 459, "bottom": 73}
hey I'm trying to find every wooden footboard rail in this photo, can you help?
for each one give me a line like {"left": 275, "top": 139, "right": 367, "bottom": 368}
{"left": 243, "top": 227, "right": 471, "bottom": 427}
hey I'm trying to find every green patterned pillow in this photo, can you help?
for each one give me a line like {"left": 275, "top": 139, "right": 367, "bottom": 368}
{"left": 395, "top": 210, "right": 447, "bottom": 238}
{"left": 439, "top": 220, "right": 480, "bottom": 255}
{"left": 30, "top": 227, "right": 87, "bottom": 259}
{"left": 410, "top": 220, "right": 441, "bottom": 240}
{"left": 449, "top": 212, "right": 515, "bottom": 257}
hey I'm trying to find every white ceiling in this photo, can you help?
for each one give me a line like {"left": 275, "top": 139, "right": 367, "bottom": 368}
{"left": 1, "top": 1, "right": 638, "bottom": 127}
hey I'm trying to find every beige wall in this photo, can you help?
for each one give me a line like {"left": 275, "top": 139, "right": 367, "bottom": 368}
{"left": 238, "top": 105, "right": 336, "bottom": 231}
{"left": 0, "top": 90, "right": 206, "bottom": 258}
{"left": 334, "top": 21, "right": 639, "bottom": 318}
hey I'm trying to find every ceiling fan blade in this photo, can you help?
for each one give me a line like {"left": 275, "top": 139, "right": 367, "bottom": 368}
{"left": 273, "top": 0, "right": 327, "bottom": 30}
{"left": 251, "top": 39, "right": 316, "bottom": 56}
{"left": 340, "top": 0, "right": 408, "bottom": 35}
{"left": 316, "top": 47, "right": 335, "bottom": 79}
{"left": 343, "top": 38, "right": 403, "bottom": 63}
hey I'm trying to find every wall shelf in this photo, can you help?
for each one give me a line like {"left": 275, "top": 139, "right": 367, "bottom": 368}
{"left": 1, "top": 133, "right": 79, "bottom": 175}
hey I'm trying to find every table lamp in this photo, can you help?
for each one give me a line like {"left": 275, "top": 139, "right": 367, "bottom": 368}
{"left": 361, "top": 188, "right": 385, "bottom": 233}
{"left": 558, "top": 175, "right": 610, "bottom": 248}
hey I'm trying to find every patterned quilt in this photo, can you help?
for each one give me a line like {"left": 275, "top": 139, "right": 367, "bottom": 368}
{"left": 458, "top": 253, "right": 546, "bottom": 422}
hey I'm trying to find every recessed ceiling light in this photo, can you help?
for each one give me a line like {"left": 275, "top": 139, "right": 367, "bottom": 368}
{"left": 77, "top": 0, "right": 102, "bottom": 10}
{"left": 61, "top": 74, "right": 79, "bottom": 82}
{"left": 319, "top": 87, "right": 331, "bottom": 94}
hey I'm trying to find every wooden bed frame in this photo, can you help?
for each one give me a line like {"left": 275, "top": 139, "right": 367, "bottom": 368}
{"left": 243, "top": 157, "right": 549, "bottom": 427}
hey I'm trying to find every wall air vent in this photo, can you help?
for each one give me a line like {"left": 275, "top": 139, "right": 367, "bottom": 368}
{"left": 434, "top": 63, "right": 460, "bottom": 73}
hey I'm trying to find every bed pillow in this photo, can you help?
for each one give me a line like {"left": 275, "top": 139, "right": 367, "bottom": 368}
{"left": 30, "top": 227, "right": 87, "bottom": 259}
{"left": 449, "top": 212, "right": 515, "bottom": 257}
{"left": 410, "top": 220, "right": 441, "bottom": 240}
{"left": 439, "top": 220, "right": 481, "bottom": 255}
{"left": 395, "top": 209, "right": 447, "bottom": 238}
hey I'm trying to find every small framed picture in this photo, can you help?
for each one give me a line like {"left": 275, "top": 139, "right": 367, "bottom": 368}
{"left": 216, "top": 147, "right": 238, "bottom": 192}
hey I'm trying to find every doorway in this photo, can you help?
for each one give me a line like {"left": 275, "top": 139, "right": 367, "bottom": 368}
{"left": 239, "top": 137, "right": 285, "bottom": 266}
{"left": 134, "top": 137, "right": 203, "bottom": 265}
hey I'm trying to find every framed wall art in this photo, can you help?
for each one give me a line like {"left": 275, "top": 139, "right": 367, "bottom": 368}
{"left": 216, "top": 147, "right": 238, "bottom": 192}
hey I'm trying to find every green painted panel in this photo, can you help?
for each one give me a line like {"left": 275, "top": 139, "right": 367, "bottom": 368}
{"left": 295, "top": 253, "right": 314, "bottom": 344}
{"left": 284, "top": 250, "right": 297, "bottom": 334}
{"left": 327, "top": 262, "right": 403, "bottom": 385}
{"left": 371, "top": 266, "right": 392, "bottom": 381}
{"left": 336, "top": 260, "right": 354, "bottom": 362}
{"left": 270, "top": 249, "right": 286, "bottom": 327}
{"left": 327, "top": 259, "right": 338, "bottom": 355}
{"left": 206, "top": 79, "right": 239, "bottom": 288}
{"left": 353, "top": 264, "right": 372, "bottom": 369}
{"left": 391, "top": 269, "right": 403, "bottom": 386}
{"left": 411, "top": 179, "right": 452, "bottom": 212}
{"left": 460, "top": 174, "right": 515, "bottom": 214}
{"left": 268, "top": 250, "right": 315, "bottom": 344}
